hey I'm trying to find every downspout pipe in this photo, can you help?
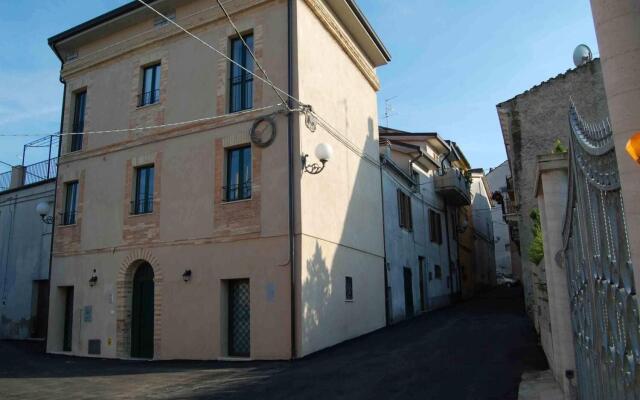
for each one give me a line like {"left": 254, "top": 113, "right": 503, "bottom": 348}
{"left": 287, "top": 0, "right": 297, "bottom": 360}
{"left": 45, "top": 44, "right": 66, "bottom": 349}
{"left": 378, "top": 151, "right": 389, "bottom": 325}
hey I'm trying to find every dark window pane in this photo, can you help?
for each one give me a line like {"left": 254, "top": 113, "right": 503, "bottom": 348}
{"left": 134, "top": 166, "right": 154, "bottom": 214}
{"left": 345, "top": 277, "right": 353, "bottom": 301}
{"left": 64, "top": 181, "right": 78, "bottom": 225}
{"left": 71, "top": 91, "right": 86, "bottom": 152}
{"left": 141, "top": 64, "right": 161, "bottom": 106}
{"left": 229, "top": 34, "right": 254, "bottom": 113}
{"left": 226, "top": 146, "right": 251, "bottom": 201}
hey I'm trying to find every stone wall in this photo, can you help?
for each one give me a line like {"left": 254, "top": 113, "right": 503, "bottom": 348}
{"left": 497, "top": 60, "right": 609, "bottom": 325}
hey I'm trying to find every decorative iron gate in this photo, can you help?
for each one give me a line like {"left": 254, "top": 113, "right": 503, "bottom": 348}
{"left": 563, "top": 103, "right": 640, "bottom": 399}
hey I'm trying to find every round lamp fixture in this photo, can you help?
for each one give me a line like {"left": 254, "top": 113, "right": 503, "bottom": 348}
{"left": 302, "top": 143, "right": 333, "bottom": 175}
{"left": 36, "top": 201, "right": 53, "bottom": 224}
{"left": 36, "top": 202, "right": 50, "bottom": 217}
{"left": 315, "top": 143, "right": 333, "bottom": 163}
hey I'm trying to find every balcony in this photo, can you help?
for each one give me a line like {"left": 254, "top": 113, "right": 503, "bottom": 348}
{"left": 434, "top": 168, "right": 470, "bottom": 206}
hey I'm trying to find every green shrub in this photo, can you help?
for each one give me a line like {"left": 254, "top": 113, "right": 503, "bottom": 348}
{"left": 528, "top": 208, "right": 544, "bottom": 265}
{"left": 552, "top": 139, "right": 568, "bottom": 154}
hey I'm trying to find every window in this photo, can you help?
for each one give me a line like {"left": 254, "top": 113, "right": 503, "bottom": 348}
{"left": 139, "top": 64, "right": 161, "bottom": 106}
{"left": 229, "top": 34, "right": 254, "bottom": 113}
{"left": 225, "top": 146, "right": 252, "bottom": 202}
{"left": 429, "top": 209, "right": 443, "bottom": 244}
{"left": 133, "top": 165, "right": 154, "bottom": 214}
{"left": 397, "top": 190, "right": 412, "bottom": 231}
{"left": 434, "top": 265, "right": 442, "bottom": 280}
{"left": 70, "top": 91, "right": 86, "bottom": 152}
{"left": 345, "top": 277, "right": 353, "bottom": 301}
{"left": 63, "top": 181, "right": 78, "bottom": 225}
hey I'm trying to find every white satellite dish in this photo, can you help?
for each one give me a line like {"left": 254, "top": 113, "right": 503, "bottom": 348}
{"left": 573, "top": 44, "right": 593, "bottom": 67}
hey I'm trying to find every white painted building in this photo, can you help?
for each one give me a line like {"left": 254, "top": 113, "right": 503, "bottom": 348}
{"left": 486, "top": 161, "right": 513, "bottom": 279}
{"left": 469, "top": 169, "right": 496, "bottom": 287}
{"left": 379, "top": 127, "right": 471, "bottom": 323}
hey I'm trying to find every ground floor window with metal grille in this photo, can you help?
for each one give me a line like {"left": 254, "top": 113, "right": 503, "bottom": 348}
{"left": 228, "top": 279, "right": 250, "bottom": 357}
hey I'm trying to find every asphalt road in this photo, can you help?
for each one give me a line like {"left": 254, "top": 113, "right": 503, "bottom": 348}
{"left": 0, "top": 286, "right": 547, "bottom": 400}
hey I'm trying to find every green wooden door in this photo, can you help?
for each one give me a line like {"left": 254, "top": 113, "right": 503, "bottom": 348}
{"left": 131, "top": 263, "right": 154, "bottom": 359}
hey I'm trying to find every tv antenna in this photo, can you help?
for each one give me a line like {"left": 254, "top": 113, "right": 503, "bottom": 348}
{"left": 384, "top": 96, "right": 399, "bottom": 127}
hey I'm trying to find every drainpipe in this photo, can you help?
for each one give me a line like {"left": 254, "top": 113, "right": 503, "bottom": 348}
{"left": 378, "top": 150, "right": 389, "bottom": 325}
{"left": 287, "top": 0, "right": 297, "bottom": 360}
{"left": 45, "top": 44, "right": 66, "bottom": 349}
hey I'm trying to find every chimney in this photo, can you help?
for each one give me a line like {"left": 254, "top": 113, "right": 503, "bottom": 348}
{"left": 9, "top": 165, "right": 25, "bottom": 189}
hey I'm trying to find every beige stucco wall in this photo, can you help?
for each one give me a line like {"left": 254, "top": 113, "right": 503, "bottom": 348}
{"left": 48, "top": 0, "right": 295, "bottom": 360}
{"left": 293, "top": 0, "right": 386, "bottom": 357}
{"left": 48, "top": 0, "right": 389, "bottom": 360}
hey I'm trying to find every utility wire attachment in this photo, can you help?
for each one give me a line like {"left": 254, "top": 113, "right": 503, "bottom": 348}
{"left": 301, "top": 105, "right": 317, "bottom": 132}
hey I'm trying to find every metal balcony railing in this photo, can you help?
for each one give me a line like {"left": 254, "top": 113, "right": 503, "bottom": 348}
{"left": 131, "top": 196, "right": 154, "bottom": 215}
{"left": 434, "top": 168, "right": 471, "bottom": 206}
{"left": 138, "top": 89, "right": 160, "bottom": 107}
{"left": 223, "top": 181, "right": 252, "bottom": 202}
{"left": 0, "top": 171, "right": 10, "bottom": 191}
{"left": 24, "top": 158, "right": 58, "bottom": 185}
{"left": 60, "top": 211, "right": 77, "bottom": 226}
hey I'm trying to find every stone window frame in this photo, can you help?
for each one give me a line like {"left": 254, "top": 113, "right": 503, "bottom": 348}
{"left": 213, "top": 132, "right": 261, "bottom": 236}
{"left": 128, "top": 52, "right": 168, "bottom": 137}
{"left": 122, "top": 152, "right": 162, "bottom": 244}
{"left": 216, "top": 21, "right": 265, "bottom": 116}
{"left": 62, "top": 80, "right": 91, "bottom": 155}
{"left": 54, "top": 170, "right": 85, "bottom": 254}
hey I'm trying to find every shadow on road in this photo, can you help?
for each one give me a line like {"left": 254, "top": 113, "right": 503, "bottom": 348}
{"left": 0, "top": 286, "right": 548, "bottom": 400}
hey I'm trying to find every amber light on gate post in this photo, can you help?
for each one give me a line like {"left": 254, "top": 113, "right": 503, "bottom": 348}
{"left": 627, "top": 132, "right": 640, "bottom": 165}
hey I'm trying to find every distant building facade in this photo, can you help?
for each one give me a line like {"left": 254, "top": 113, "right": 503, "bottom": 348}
{"left": 0, "top": 159, "right": 57, "bottom": 340}
{"left": 486, "top": 161, "right": 515, "bottom": 279}
{"left": 379, "top": 127, "right": 471, "bottom": 322}
{"left": 469, "top": 169, "right": 496, "bottom": 288}
{"left": 496, "top": 59, "right": 609, "bottom": 371}
{"left": 496, "top": 59, "right": 608, "bottom": 319}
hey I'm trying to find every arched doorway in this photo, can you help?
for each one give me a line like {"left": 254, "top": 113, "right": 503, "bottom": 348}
{"left": 131, "top": 262, "right": 154, "bottom": 358}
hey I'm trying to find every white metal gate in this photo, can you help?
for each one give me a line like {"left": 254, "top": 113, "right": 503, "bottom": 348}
{"left": 563, "top": 103, "right": 639, "bottom": 399}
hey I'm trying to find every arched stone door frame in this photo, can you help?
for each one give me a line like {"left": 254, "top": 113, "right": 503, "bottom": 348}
{"left": 116, "top": 249, "right": 163, "bottom": 359}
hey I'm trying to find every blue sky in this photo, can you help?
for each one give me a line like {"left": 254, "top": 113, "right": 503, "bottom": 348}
{"left": 0, "top": 0, "right": 598, "bottom": 171}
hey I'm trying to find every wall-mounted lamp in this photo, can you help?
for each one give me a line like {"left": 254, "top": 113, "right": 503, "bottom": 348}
{"left": 626, "top": 132, "right": 640, "bottom": 165}
{"left": 182, "top": 269, "right": 192, "bottom": 283}
{"left": 302, "top": 143, "right": 333, "bottom": 175}
{"left": 36, "top": 201, "right": 54, "bottom": 224}
{"left": 89, "top": 269, "right": 98, "bottom": 287}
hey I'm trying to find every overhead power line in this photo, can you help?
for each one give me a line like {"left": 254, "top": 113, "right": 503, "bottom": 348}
{"left": 136, "top": 0, "right": 303, "bottom": 109}
{"left": 2, "top": 1, "right": 381, "bottom": 170}
{"left": 0, "top": 104, "right": 283, "bottom": 137}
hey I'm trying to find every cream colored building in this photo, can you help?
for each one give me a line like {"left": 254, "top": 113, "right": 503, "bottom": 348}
{"left": 46, "top": 0, "right": 390, "bottom": 360}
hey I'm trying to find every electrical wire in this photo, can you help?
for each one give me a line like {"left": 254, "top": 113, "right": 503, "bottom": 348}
{"left": 0, "top": 104, "right": 284, "bottom": 137}
{"left": 3, "top": 1, "right": 379, "bottom": 171}
{"left": 64, "top": 0, "right": 247, "bottom": 66}
{"left": 136, "top": 0, "right": 304, "bottom": 109}
{"left": 215, "top": 0, "right": 290, "bottom": 111}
